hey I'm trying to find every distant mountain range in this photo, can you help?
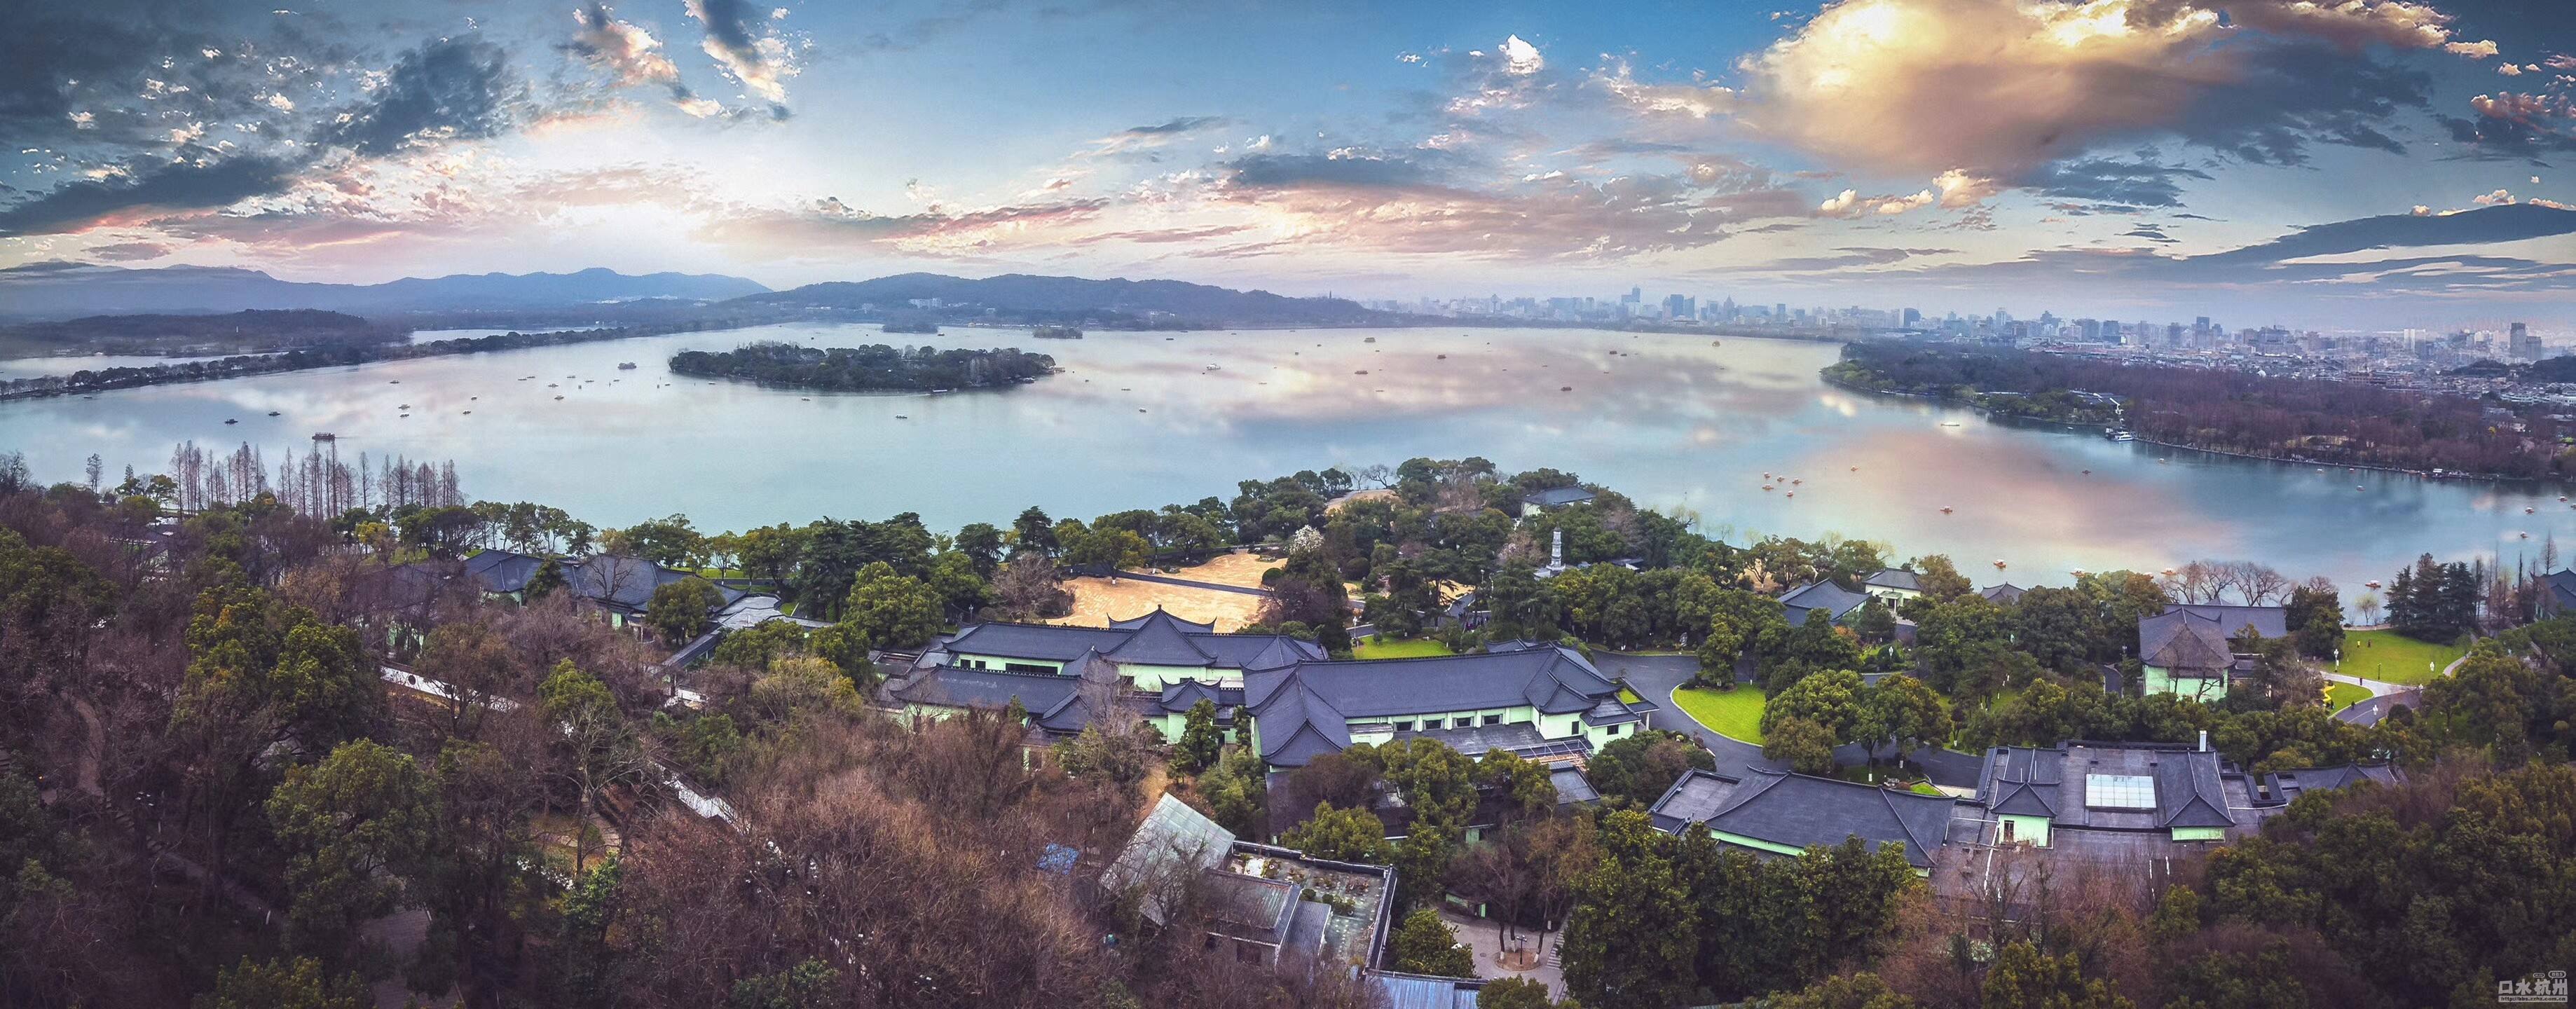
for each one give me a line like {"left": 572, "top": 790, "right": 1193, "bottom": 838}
{"left": 0, "top": 263, "right": 772, "bottom": 321}
{"left": 738, "top": 272, "right": 1385, "bottom": 327}
{"left": 0, "top": 263, "right": 1385, "bottom": 329}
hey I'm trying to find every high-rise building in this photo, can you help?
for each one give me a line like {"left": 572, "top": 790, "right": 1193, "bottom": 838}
{"left": 2510, "top": 322, "right": 2540, "bottom": 360}
{"left": 1619, "top": 287, "right": 1641, "bottom": 306}
{"left": 1664, "top": 294, "right": 1694, "bottom": 320}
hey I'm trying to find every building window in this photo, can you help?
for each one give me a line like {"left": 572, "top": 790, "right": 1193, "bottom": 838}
{"left": 1425, "top": 718, "right": 1444, "bottom": 730}
{"left": 1395, "top": 720, "right": 1413, "bottom": 732}
{"left": 1483, "top": 715, "right": 1501, "bottom": 726}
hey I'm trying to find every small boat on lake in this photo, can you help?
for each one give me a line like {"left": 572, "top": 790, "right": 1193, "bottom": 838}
{"left": 224, "top": 418, "right": 238, "bottom": 425}
{"left": 266, "top": 411, "right": 280, "bottom": 416}
{"left": 617, "top": 362, "right": 637, "bottom": 370}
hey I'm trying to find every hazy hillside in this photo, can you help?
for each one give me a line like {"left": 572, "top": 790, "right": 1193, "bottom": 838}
{"left": 0, "top": 263, "right": 769, "bottom": 321}
{"left": 736, "top": 272, "right": 1388, "bottom": 327}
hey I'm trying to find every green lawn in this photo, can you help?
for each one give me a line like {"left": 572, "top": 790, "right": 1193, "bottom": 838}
{"left": 1353, "top": 637, "right": 1454, "bottom": 659}
{"left": 2338, "top": 629, "right": 2464, "bottom": 686}
{"left": 2324, "top": 682, "right": 2373, "bottom": 712}
{"left": 1673, "top": 686, "right": 1767, "bottom": 744}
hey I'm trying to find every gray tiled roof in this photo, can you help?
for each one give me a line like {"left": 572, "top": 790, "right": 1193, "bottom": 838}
{"left": 1111, "top": 608, "right": 1217, "bottom": 633}
{"left": 885, "top": 666, "right": 1078, "bottom": 713}
{"left": 1103, "top": 795, "right": 1237, "bottom": 926}
{"left": 1550, "top": 766, "right": 1599, "bottom": 806}
{"left": 463, "top": 549, "right": 545, "bottom": 593}
{"left": 1519, "top": 486, "right": 1596, "bottom": 508}
{"left": 1865, "top": 568, "right": 1923, "bottom": 591}
{"left": 1106, "top": 610, "right": 1219, "bottom": 666}
{"left": 1376, "top": 972, "right": 1485, "bottom": 1009}
{"left": 2140, "top": 604, "right": 2289, "bottom": 671}
{"left": 1979, "top": 583, "right": 2027, "bottom": 605}
{"left": 2137, "top": 609, "right": 2238, "bottom": 672}
{"left": 940, "top": 618, "right": 1320, "bottom": 668}
{"left": 1244, "top": 646, "right": 1619, "bottom": 766}
{"left": 2264, "top": 762, "right": 2402, "bottom": 804}
{"left": 1979, "top": 741, "right": 2240, "bottom": 832}
{"left": 1779, "top": 581, "right": 1870, "bottom": 625}
{"left": 2153, "top": 750, "right": 2235, "bottom": 829}
{"left": 1650, "top": 768, "right": 1957, "bottom": 868}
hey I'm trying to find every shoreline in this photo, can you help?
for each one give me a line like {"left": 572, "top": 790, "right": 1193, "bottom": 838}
{"left": 1821, "top": 373, "right": 2561, "bottom": 487}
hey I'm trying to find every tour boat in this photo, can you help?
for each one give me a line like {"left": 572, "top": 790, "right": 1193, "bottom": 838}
{"left": 1940, "top": 506, "right": 1953, "bottom": 514}
{"left": 1785, "top": 492, "right": 1795, "bottom": 498}
{"left": 2521, "top": 532, "right": 2532, "bottom": 539}
{"left": 1791, "top": 479, "right": 1802, "bottom": 486}
{"left": 1437, "top": 354, "right": 1447, "bottom": 359}
{"left": 2365, "top": 580, "right": 2382, "bottom": 589}
{"left": 2357, "top": 485, "right": 2365, "bottom": 490}
{"left": 266, "top": 411, "right": 280, "bottom": 416}
{"left": 2527, "top": 507, "right": 2537, "bottom": 514}
{"left": 1560, "top": 386, "right": 1573, "bottom": 392}
{"left": 895, "top": 415, "right": 907, "bottom": 420}
{"left": 1993, "top": 560, "right": 2008, "bottom": 568}
{"left": 617, "top": 362, "right": 637, "bottom": 370}
{"left": 224, "top": 418, "right": 238, "bottom": 425}
{"left": 1849, "top": 467, "right": 1858, "bottom": 472}
{"left": 312, "top": 433, "right": 335, "bottom": 441}
{"left": 554, "top": 395, "right": 563, "bottom": 400}
{"left": 1764, "top": 485, "right": 1775, "bottom": 491}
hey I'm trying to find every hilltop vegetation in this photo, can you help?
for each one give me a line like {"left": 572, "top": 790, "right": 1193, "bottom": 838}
{"left": 667, "top": 341, "right": 1056, "bottom": 392}
{"left": 1829, "top": 341, "right": 2572, "bottom": 477}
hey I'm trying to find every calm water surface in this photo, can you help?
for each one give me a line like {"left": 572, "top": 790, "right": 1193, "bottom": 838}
{"left": 3, "top": 323, "right": 2563, "bottom": 593}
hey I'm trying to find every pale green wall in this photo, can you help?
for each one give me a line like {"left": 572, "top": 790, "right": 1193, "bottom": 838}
{"left": 2001, "top": 814, "right": 2052, "bottom": 847}
{"left": 2143, "top": 664, "right": 2230, "bottom": 702}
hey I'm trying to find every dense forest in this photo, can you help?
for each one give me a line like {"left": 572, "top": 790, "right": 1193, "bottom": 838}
{"left": 0, "top": 322, "right": 741, "bottom": 401}
{"left": 1826, "top": 341, "right": 2572, "bottom": 478}
{"left": 668, "top": 341, "right": 1057, "bottom": 392}
{"left": 0, "top": 309, "right": 408, "bottom": 357}
{"left": 1, "top": 448, "right": 2572, "bottom": 1008}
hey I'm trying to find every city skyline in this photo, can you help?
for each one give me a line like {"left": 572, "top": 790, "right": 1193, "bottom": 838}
{"left": 4, "top": 0, "right": 2573, "bottom": 328}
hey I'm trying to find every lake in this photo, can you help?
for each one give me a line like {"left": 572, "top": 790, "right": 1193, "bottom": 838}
{"left": 3, "top": 322, "right": 2565, "bottom": 596}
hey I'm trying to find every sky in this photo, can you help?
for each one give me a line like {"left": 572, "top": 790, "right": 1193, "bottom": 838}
{"left": 3, "top": 0, "right": 2574, "bottom": 328}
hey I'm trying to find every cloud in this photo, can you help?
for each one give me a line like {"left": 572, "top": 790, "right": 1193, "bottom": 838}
{"left": 1723, "top": 0, "right": 2480, "bottom": 180}
{"left": 1814, "top": 170, "right": 1995, "bottom": 217}
{"left": 86, "top": 240, "right": 170, "bottom": 261}
{"left": 0, "top": 156, "right": 299, "bottom": 237}
{"left": 1498, "top": 34, "right": 1545, "bottom": 76}
{"left": 1755, "top": 246, "right": 1954, "bottom": 270}
{"left": 1222, "top": 152, "right": 1446, "bottom": 190}
{"left": 2439, "top": 90, "right": 2576, "bottom": 160}
{"left": 686, "top": 0, "right": 800, "bottom": 116}
{"left": 694, "top": 195, "right": 1112, "bottom": 256}
{"left": 1866, "top": 205, "right": 2576, "bottom": 306}
{"left": 323, "top": 39, "right": 523, "bottom": 157}
{"left": 1127, "top": 116, "right": 1227, "bottom": 136}
{"left": 568, "top": 3, "right": 723, "bottom": 118}
{"left": 1589, "top": 57, "right": 1733, "bottom": 118}
{"left": 2022, "top": 156, "right": 2214, "bottom": 208}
